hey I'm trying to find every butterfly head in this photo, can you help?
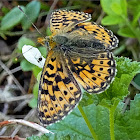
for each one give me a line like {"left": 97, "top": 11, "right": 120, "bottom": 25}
{"left": 37, "top": 35, "right": 56, "bottom": 49}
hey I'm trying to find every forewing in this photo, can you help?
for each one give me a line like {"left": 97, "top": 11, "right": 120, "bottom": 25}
{"left": 67, "top": 22, "right": 119, "bottom": 50}
{"left": 38, "top": 48, "right": 82, "bottom": 125}
{"left": 65, "top": 50, "right": 116, "bottom": 93}
{"left": 50, "top": 10, "right": 91, "bottom": 35}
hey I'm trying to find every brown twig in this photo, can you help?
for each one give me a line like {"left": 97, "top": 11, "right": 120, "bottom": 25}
{"left": 0, "top": 59, "right": 13, "bottom": 84}
{"left": 0, "top": 59, "right": 26, "bottom": 95}
{"left": 13, "top": 100, "right": 30, "bottom": 112}
{"left": 122, "top": 96, "right": 130, "bottom": 114}
{"left": 10, "top": 109, "right": 36, "bottom": 137}
{"left": 0, "top": 135, "right": 25, "bottom": 140}
{"left": 0, "top": 95, "right": 33, "bottom": 103}
{"left": 96, "top": 10, "right": 105, "bottom": 24}
{"left": 45, "top": 0, "right": 59, "bottom": 25}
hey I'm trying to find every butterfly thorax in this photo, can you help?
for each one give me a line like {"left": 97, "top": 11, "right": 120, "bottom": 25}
{"left": 52, "top": 33, "right": 107, "bottom": 52}
{"left": 53, "top": 35, "right": 68, "bottom": 45}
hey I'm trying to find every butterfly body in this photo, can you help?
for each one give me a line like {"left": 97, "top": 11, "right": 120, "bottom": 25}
{"left": 38, "top": 10, "right": 119, "bottom": 125}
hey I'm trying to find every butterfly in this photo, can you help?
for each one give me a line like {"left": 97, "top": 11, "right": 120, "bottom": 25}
{"left": 37, "top": 10, "right": 119, "bottom": 125}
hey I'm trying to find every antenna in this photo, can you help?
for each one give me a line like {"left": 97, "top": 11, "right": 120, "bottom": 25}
{"left": 18, "top": 5, "right": 45, "bottom": 37}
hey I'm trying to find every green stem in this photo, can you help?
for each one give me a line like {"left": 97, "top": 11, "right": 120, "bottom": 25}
{"left": 0, "top": 30, "right": 25, "bottom": 36}
{"left": 78, "top": 105, "right": 98, "bottom": 140}
{"left": 109, "top": 100, "right": 119, "bottom": 140}
{"left": 109, "top": 107, "right": 115, "bottom": 140}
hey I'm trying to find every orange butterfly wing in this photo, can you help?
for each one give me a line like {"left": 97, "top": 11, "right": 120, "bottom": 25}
{"left": 38, "top": 48, "right": 81, "bottom": 125}
{"left": 50, "top": 10, "right": 91, "bottom": 35}
{"left": 65, "top": 49, "right": 116, "bottom": 93}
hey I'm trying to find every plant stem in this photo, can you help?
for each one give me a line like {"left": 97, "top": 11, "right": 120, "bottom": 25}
{"left": 109, "top": 100, "right": 119, "bottom": 140}
{"left": 109, "top": 107, "right": 115, "bottom": 140}
{"left": 3, "top": 31, "right": 26, "bottom": 36}
{"left": 78, "top": 105, "right": 98, "bottom": 140}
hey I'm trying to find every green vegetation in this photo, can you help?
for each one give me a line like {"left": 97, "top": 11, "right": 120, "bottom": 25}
{"left": 0, "top": 0, "right": 140, "bottom": 139}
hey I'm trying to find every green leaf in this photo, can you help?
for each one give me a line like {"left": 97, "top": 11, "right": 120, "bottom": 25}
{"left": 0, "top": 6, "right": 25, "bottom": 30}
{"left": 111, "top": 57, "right": 140, "bottom": 99}
{"left": 116, "top": 57, "right": 140, "bottom": 78}
{"left": 46, "top": 27, "right": 52, "bottom": 36}
{"left": 118, "top": 27, "right": 136, "bottom": 38}
{"left": 38, "top": 46, "right": 47, "bottom": 58}
{"left": 115, "top": 94, "right": 140, "bottom": 139}
{"left": 128, "top": 0, "right": 140, "bottom": 26}
{"left": 28, "top": 104, "right": 109, "bottom": 140}
{"left": 27, "top": 135, "right": 73, "bottom": 140}
{"left": 33, "top": 66, "right": 42, "bottom": 78}
{"left": 20, "top": 59, "right": 35, "bottom": 71}
{"left": 101, "top": 15, "right": 124, "bottom": 25}
{"left": 17, "top": 36, "right": 35, "bottom": 52}
{"left": 1, "top": 7, "right": 10, "bottom": 14}
{"left": 37, "top": 71, "right": 42, "bottom": 83}
{"left": 33, "top": 82, "right": 39, "bottom": 98}
{"left": 28, "top": 94, "right": 140, "bottom": 140}
{"left": 101, "top": 0, "right": 127, "bottom": 17}
{"left": 133, "top": 74, "right": 140, "bottom": 87}
{"left": 100, "top": 0, "right": 116, "bottom": 15}
{"left": 46, "top": 104, "right": 109, "bottom": 140}
{"left": 21, "top": 1, "right": 40, "bottom": 30}
{"left": 40, "top": 3, "right": 50, "bottom": 11}
{"left": 120, "top": 0, "right": 127, "bottom": 17}
{"left": 111, "top": 3, "right": 122, "bottom": 15}
{"left": 28, "top": 97, "right": 37, "bottom": 108}
{"left": 0, "top": 16, "right": 3, "bottom": 21}
{"left": 132, "top": 11, "right": 140, "bottom": 26}
{"left": 79, "top": 92, "right": 99, "bottom": 107}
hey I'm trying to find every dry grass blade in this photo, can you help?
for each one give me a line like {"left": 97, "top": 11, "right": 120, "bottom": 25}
{"left": 0, "top": 60, "right": 26, "bottom": 95}
{"left": 0, "top": 119, "right": 54, "bottom": 134}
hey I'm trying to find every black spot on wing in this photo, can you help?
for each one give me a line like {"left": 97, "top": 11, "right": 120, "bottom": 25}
{"left": 71, "top": 19, "right": 78, "bottom": 22}
{"left": 53, "top": 85, "right": 60, "bottom": 91}
{"left": 51, "top": 57, "right": 56, "bottom": 62}
{"left": 63, "top": 77, "right": 71, "bottom": 84}
{"left": 47, "top": 64, "right": 54, "bottom": 70}
{"left": 57, "top": 67, "right": 63, "bottom": 72}
{"left": 45, "top": 71, "right": 55, "bottom": 77}
{"left": 55, "top": 75, "right": 62, "bottom": 83}
{"left": 39, "top": 112, "right": 45, "bottom": 117}
{"left": 59, "top": 97, "right": 63, "bottom": 101}
{"left": 64, "top": 90, "right": 68, "bottom": 95}
{"left": 50, "top": 95, "right": 56, "bottom": 101}
{"left": 41, "top": 89, "right": 49, "bottom": 95}
{"left": 43, "top": 78, "right": 53, "bottom": 85}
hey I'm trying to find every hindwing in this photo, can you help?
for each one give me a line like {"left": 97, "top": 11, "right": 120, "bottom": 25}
{"left": 64, "top": 49, "right": 116, "bottom": 93}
